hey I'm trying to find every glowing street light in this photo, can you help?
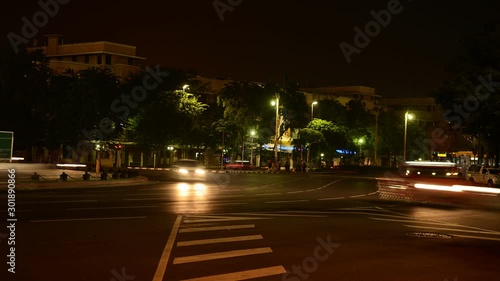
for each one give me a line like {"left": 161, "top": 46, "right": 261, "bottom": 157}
{"left": 358, "top": 138, "right": 364, "bottom": 154}
{"left": 403, "top": 111, "right": 414, "bottom": 162}
{"left": 182, "top": 84, "right": 190, "bottom": 91}
{"left": 311, "top": 101, "right": 318, "bottom": 121}
{"left": 271, "top": 95, "right": 280, "bottom": 159}
{"left": 250, "top": 130, "right": 256, "bottom": 166}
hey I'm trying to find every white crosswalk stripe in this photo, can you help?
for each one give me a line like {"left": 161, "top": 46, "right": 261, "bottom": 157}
{"left": 164, "top": 214, "right": 286, "bottom": 281}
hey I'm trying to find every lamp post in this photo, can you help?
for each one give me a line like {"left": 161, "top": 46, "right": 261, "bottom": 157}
{"left": 358, "top": 138, "right": 364, "bottom": 154}
{"left": 271, "top": 95, "right": 280, "bottom": 160}
{"left": 311, "top": 101, "right": 318, "bottom": 121}
{"left": 182, "top": 84, "right": 189, "bottom": 91}
{"left": 250, "top": 130, "right": 256, "bottom": 166}
{"left": 403, "top": 111, "right": 413, "bottom": 162}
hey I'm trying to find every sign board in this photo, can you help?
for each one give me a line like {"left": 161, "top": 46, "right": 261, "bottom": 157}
{"left": 0, "top": 131, "right": 14, "bottom": 160}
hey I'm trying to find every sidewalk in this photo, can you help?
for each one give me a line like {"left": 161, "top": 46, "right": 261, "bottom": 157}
{"left": 0, "top": 163, "right": 150, "bottom": 191}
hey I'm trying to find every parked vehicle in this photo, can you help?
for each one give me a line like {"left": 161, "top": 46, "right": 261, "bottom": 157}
{"left": 466, "top": 165, "right": 500, "bottom": 187}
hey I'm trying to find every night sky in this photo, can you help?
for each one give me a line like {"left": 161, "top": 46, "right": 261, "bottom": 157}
{"left": 2, "top": 0, "right": 498, "bottom": 98}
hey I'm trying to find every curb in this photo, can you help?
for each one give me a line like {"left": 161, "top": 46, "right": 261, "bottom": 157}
{"left": 6, "top": 176, "right": 150, "bottom": 191}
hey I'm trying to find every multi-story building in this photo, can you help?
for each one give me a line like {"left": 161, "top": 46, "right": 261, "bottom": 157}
{"left": 28, "top": 34, "right": 146, "bottom": 80}
{"left": 299, "top": 86, "right": 382, "bottom": 112}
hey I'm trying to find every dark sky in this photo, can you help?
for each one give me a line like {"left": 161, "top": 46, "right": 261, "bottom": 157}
{"left": 1, "top": 0, "right": 498, "bottom": 98}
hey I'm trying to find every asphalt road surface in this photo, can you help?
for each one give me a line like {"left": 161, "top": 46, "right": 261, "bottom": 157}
{"left": 1, "top": 172, "right": 500, "bottom": 281}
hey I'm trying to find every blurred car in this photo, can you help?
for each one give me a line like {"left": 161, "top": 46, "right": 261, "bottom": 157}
{"left": 466, "top": 165, "right": 500, "bottom": 187}
{"left": 171, "top": 159, "right": 207, "bottom": 181}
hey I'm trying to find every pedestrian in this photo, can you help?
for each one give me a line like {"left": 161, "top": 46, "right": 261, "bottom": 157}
{"left": 285, "top": 157, "right": 290, "bottom": 172}
{"left": 301, "top": 160, "right": 306, "bottom": 172}
{"left": 267, "top": 159, "right": 272, "bottom": 172}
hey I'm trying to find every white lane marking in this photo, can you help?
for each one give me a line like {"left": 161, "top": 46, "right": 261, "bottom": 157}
{"left": 244, "top": 176, "right": 310, "bottom": 190}
{"left": 124, "top": 198, "right": 166, "bottom": 201}
{"left": 31, "top": 216, "right": 146, "bottom": 222}
{"left": 287, "top": 190, "right": 304, "bottom": 194}
{"left": 404, "top": 225, "right": 500, "bottom": 235}
{"left": 333, "top": 206, "right": 384, "bottom": 210}
{"left": 177, "top": 235, "right": 263, "bottom": 247}
{"left": 348, "top": 194, "right": 368, "bottom": 198}
{"left": 173, "top": 247, "right": 273, "bottom": 264}
{"left": 179, "top": 224, "right": 255, "bottom": 233}
{"left": 265, "top": 200, "right": 309, "bottom": 204}
{"left": 67, "top": 206, "right": 158, "bottom": 211}
{"left": 152, "top": 215, "right": 182, "bottom": 281}
{"left": 21, "top": 200, "right": 98, "bottom": 204}
{"left": 179, "top": 265, "right": 287, "bottom": 281}
{"left": 371, "top": 217, "right": 500, "bottom": 234}
{"left": 184, "top": 216, "right": 270, "bottom": 223}
{"left": 222, "top": 212, "right": 328, "bottom": 218}
{"left": 126, "top": 192, "right": 170, "bottom": 196}
{"left": 318, "top": 197, "right": 345, "bottom": 200}
{"left": 451, "top": 234, "right": 500, "bottom": 242}
{"left": 254, "top": 193, "right": 282, "bottom": 196}
{"left": 328, "top": 211, "right": 415, "bottom": 219}
{"left": 29, "top": 194, "right": 105, "bottom": 198}
{"left": 209, "top": 202, "right": 248, "bottom": 206}
{"left": 210, "top": 195, "right": 246, "bottom": 198}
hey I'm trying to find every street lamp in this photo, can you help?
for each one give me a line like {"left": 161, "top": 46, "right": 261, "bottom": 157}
{"left": 182, "top": 84, "right": 189, "bottom": 91}
{"left": 311, "top": 101, "right": 318, "bottom": 121}
{"left": 271, "top": 95, "right": 280, "bottom": 160}
{"left": 358, "top": 138, "right": 364, "bottom": 154}
{"left": 403, "top": 111, "right": 414, "bottom": 162}
{"left": 250, "top": 130, "right": 256, "bottom": 166}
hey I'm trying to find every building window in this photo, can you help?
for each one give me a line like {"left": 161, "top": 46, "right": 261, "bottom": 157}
{"left": 128, "top": 58, "right": 133, "bottom": 65}
{"left": 71, "top": 56, "right": 77, "bottom": 62}
{"left": 105, "top": 54, "right": 111, "bottom": 65}
{"left": 84, "top": 55, "right": 90, "bottom": 64}
{"left": 97, "top": 55, "right": 102, "bottom": 64}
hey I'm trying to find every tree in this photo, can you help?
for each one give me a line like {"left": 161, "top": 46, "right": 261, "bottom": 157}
{"left": 294, "top": 127, "right": 324, "bottom": 166}
{"left": 130, "top": 89, "right": 207, "bottom": 151}
{"left": 433, "top": 30, "right": 500, "bottom": 165}
{"left": 0, "top": 47, "right": 51, "bottom": 159}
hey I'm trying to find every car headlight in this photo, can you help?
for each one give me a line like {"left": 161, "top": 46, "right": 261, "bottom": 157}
{"left": 195, "top": 169, "right": 206, "bottom": 175}
{"left": 179, "top": 168, "right": 189, "bottom": 174}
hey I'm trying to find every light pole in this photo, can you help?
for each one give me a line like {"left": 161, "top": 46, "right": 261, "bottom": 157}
{"left": 182, "top": 84, "right": 189, "bottom": 91}
{"left": 311, "top": 101, "right": 318, "bottom": 121}
{"left": 358, "top": 138, "right": 364, "bottom": 154}
{"left": 403, "top": 111, "right": 413, "bottom": 162}
{"left": 250, "top": 130, "right": 256, "bottom": 166}
{"left": 271, "top": 95, "right": 280, "bottom": 160}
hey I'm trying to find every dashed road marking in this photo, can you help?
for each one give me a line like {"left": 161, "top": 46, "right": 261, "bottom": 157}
{"left": 177, "top": 235, "right": 263, "bottom": 247}
{"left": 179, "top": 265, "right": 286, "bottom": 281}
{"left": 173, "top": 247, "right": 273, "bottom": 264}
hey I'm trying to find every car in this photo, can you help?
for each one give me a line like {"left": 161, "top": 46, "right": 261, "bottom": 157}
{"left": 170, "top": 159, "right": 207, "bottom": 181}
{"left": 466, "top": 165, "right": 500, "bottom": 187}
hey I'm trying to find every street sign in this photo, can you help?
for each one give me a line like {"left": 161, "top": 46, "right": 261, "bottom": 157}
{"left": 0, "top": 131, "right": 14, "bottom": 160}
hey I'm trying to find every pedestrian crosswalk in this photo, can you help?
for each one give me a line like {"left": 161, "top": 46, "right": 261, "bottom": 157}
{"left": 166, "top": 215, "right": 286, "bottom": 281}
